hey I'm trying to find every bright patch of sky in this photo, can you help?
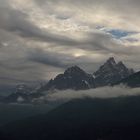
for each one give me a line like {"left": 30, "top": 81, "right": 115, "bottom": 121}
{"left": 97, "top": 26, "right": 139, "bottom": 40}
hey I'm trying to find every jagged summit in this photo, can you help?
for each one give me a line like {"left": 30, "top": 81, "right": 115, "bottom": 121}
{"left": 39, "top": 66, "right": 95, "bottom": 91}
{"left": 64, "top": 66, "right": 86, "bottom": 76}
{"left": 35, "top": 58, "right": 134, "bottom": 92}
{"left": 94, "top": 57, "right": 134, "bottom": 87}
{"left": 106, "top": 57, "right": 116, "bottom": 66}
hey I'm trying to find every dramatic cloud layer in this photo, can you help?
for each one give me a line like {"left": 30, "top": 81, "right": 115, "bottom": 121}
{"left": 34, "top": 86, "right": 140, "bottom": 103}
{"left": 0, "top": 0, "right": 140, "bottom": 89}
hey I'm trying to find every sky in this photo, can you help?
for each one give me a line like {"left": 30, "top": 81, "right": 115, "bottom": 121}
{"left": 0, "top": 0, "right": 140, "bottom": 89}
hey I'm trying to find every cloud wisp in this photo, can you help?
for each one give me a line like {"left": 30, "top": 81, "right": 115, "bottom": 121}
{"left": 36, "top": 86, "right": 140, "bottom": 103}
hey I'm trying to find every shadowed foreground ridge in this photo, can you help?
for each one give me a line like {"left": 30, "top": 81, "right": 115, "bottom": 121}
{"left": 1, "top": 96, "right": 140, "bottom": 140}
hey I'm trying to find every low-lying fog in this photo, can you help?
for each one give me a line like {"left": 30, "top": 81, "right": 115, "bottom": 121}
{"left": 41, "top": 85, "right": 140, "bottom": 102}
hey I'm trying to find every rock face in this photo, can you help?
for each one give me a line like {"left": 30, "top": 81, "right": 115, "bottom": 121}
{"left": 38, "top": 57, "right": 134, "bottom": 92}
{"left": 39, "top": 66, "right": 95, "bottom": 91}
{"left": 94, "top": 57, "right": 134, "bottom": 87}
{"left": 116, "top": 71, "right": 140, "bottom": 87}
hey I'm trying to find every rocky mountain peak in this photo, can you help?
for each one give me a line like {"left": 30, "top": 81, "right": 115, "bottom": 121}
{"left": 106, "top": 57, "right": 116, "bottom": 66}
{"left": 94, "top": 58, "right": 134, "bottom": 87}
{"left": 37, "top": 58, "right": 134, "bottom": 92}
{"left": 117, "top": 61, "right": 126, "bottom": 68}
{"left": 38, "top": 66, "right": 95, "bottom": 91}
{"left": 64, "top": 66, "right": 86, "bottom": 76}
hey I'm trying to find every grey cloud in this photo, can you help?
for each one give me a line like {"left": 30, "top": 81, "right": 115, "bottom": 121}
{"left": 0, "top": 5, "right": 79, "bottom": 46}
{"left": 27, "top": 46, "right": 106, "bottom": 72}
{"left": 0, "top": 1, "right": 138, "bottom": 55}
{"left": 28, "top": 47, "right": 94, "bottom": 69}
{"left": 0, "top": 7, "right": 120, "bottom": 54}
{"left": 34, "top": 0, "right": 140, "bottom": 15}
{"left": 28, "top": 48, "right": 70, "bottom": 68}
{"left": 0, "top": 0, "right": 140, "bottom": 89}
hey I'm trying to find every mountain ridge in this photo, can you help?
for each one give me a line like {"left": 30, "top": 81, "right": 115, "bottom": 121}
{"left": 94, "top": 57, "right": 134, "bottom": 87}
{"left": 3, "top": 57, "right": 136, "bottom": 103}
{"left": 39, "top": 57, "right": 134, "bottom": 92}
{"left": 115, "top": 71, "right": 140, "bottom": 87}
